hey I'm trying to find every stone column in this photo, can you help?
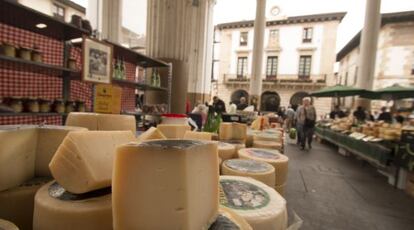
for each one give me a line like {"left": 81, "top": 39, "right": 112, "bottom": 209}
{"left": 87, "top": 0, "right": 122, "bottom": 43}
{"left": 249, "top": 0, "right": 266, "bottom": 110}
{"left": 357, "top": 0, "right": 381, "bottom": 107}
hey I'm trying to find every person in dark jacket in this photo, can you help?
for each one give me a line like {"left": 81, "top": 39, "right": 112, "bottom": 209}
{"left": 213, "top": 96, "right": 226, "bottom": 114}
{"left": 378, "top": 107, "right": 392, "bottom": 123}
{"left": 330, "top": 105, "right": 346, "bottom": 119}
{"left": 236, "top": 97, "right": 248, "bottom": 111}
{"left": 353, "top": 106, "right": 366, "bottom": 121}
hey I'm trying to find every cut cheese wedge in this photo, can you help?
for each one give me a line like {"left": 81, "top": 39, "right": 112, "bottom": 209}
{"left": 253, "top": 140, "right": 283, "bottom": 151}
{"left": 157, "top": 124, "right": 191, "bottom": 139}
{"left": 218, "top": 142, "right": 237, "bottom": 160}
{"left": 222, "top": 159, "right": 275, "bottom": 188}
{"left": 49, "top": 131, "right": 136, "bottom": 194}
{"left": 275, "top": 183, "right": 286, "bottom": 197}
{"left": 33, "top": 181, "right": 112, "bottom": 230}
{"left": 184, "top": 131, "right": 213, "bottom": 140}
{"left": 65, "top": 112, "right": 136, "bottom": 134}
{"left": 219, "top": 122, "right": 247, "bottom": 141}
{"left": 0, "top": 219, "right": 19, "bottom": 230}
{"left": 238, "top": 148, "right": 288, "bottom": 186}
{"left": 113, "top": 140, "right": 219, "bottom": 230}
{"left": 136, "top": 127, "right": 166, "bottom": 142}
{"left": 0, "top": 177, "right": 51, "bottom": 230}
{"left": 219, "top": 176, "right": 287, "bottom": 230}
{"left": 209, "top": 207, "right": 252, "bottom": 230}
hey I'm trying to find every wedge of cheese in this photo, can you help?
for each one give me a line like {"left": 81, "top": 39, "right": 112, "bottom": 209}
{"left": 0, "top": 219, "right": 19, "bottom": 230}
{"left": 184, "top": 131, "right": 213, "bottom": 140}
{"left": 33, "top": 181, "right": 112, "bottom": 230}
{"left": 219, "top": 122, "right": 247, "bottom": 141}
{"left": 65, "top": 112, "right": 136, "bottom": 134}
{"left": 218, "top": 142, "right": 237, "bottom": 160}
{"left": 113, "top": 140, "right": 219, "bottom": 230}
{"left": 49, "top": 131, "right": 136, "bottom": 194}
{"left": 209, "top": 207, "right": 252, "bottom": 230}
{"left": 136, "top": 127, "right": 166, "bottom": 142}
{"left": 219, "top": 176, "right": 287, "bottom": 230}
{"left": 157, "top": 124, "right": 191, "bottom": 139}
{"left": 221, "top": 159, "right": 275, "bottom": 188}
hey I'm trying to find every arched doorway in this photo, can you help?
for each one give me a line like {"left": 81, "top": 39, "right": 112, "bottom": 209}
{"left": 260, "top": 91, "right": 280, "bottom": 112}
{"left": 231, "top": 89, "right": 249, "bottom": 105}
{"left": 290, "top": 91, "right": 311, "bottom": 110}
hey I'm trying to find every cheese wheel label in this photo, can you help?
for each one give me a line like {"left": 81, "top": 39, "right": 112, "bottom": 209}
{"left": 209, "top": 214, "right": 240, "bottom": 230}
{"left": 220, "top": 179, "right": 270, "bottom": 210}
{"left": 245, "top": 149, "right": 280, "bottom": 160}
{"left": 224, "top": 159, "right": 273, "bottom": 173}
{"left": 48, "top": 182, "right": 111, "bottom": 201}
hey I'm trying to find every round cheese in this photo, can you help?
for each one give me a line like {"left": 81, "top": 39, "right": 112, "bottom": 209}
{"left": 253, "top": 132, "right": 283, "bottom": 142}
{"left": 275, "top": 183, "right": 286, "bottom": 197}
{"left": 218, "top": 142, "right": 237, "bottom": 160}
{"left": 223, "top": 140, "right": 246, "bottom": 152}
{"left": 33, "top": 181, "right": 112, "bottom": 230}
{"left": 219, "top": 176, "right": 287, "bottom": 230}
{"left": 209, "top": 207, "right": 252, "bottom": 230}
{"left": 238, "top": 148, "right": 288, "bottom": 186}
{"left": 0, "top": 219, "right": 19, "bottom": 230}
{"left": 221, "top": 159, "right": 275, "bottom": 187}
{"left": 0, "top": 177, "right": 51, "bottom": 230}
{"left": 252, "top": 140, "right": 283, "bottom": 151}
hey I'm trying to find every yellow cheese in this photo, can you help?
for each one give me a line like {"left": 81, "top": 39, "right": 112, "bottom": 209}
{"left": 253, "top": 132, "right": 283, "bottom": 142}
{"left": 113, "top": 140, "right": 219, "bottom": 229}
{"left": 136, "top": 127, "right": 166, "bottom": 142}
{"left": 238, "top": 148, "right": 288, "bottom": 186}
{"left": 252, "top": 140, "right": 283, "bottom": 151}
{"left": 49, "top": 131, "right": 136, "bottom": 194}
{"left": 0, "top": 177, "right": 51, "bottom": 230}
{"left": 219, "top": 122, "right": 247, "bottom": 141}
{"left": 35, "top": 125, "right": 87, "bottom": 177}
{"left": 219, "top": 176, "right": 287, "bottom": 230}
{"left": 183, "top": 131, "right": 213, "bottom": 140}
{"left": 218, "top": 142, "right": 237, "bottom": 160}
{"left": 156, "top": 124, "right": 191, "bottom": 139}
{"left": 210, "top": 207, "right": 252, "bottom": 230}
{"left": 65, "top": 112, "right": 136, "bottom": 134}
{"left": 0, "top": 219, "right": 19, "bottom": 230}
{"left": 221, "top": 159, "right": 275, "bottom": 188}
{"left": 223, "top": 140, "right": 246, "bottom": 152}
{"left": 33, "top": 181, "right": 112, "bottom": 230}
{"left": 0, "top": 125, "right": 37, "bottom": 191}
{"left": 275, "top": 183, "right": 286, "bottom": 197}
{"left": 65, "top": 112, "right": 98, "bottom": 130}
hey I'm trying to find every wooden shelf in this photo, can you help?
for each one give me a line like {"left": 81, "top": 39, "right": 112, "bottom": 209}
{"left": 112, "top": 79, "right": 168, "bottom": 92}
{"left": 0, "top": 112, "right": 67, "bottom": 116}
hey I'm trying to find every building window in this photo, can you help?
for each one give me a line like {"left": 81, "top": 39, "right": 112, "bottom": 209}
{"left": 266, "top": 56, "right": 278, "bottom": 79}
{"left": 52, "top": 3, "right": 65, "bottom": 20}
{"left": 302, "top": 27, "right": 313, "bottom": 43}
{"left": 237, "top": 57, "right": 248, "bottom": 79}
{"left": 240, "top": 32, "right": 248, "bottom": 46}
{"left": 298, "top": 55, "right": 312, "bottom": 79}
{"left": 268, "top": 29, "right": 279, "bottom": 46}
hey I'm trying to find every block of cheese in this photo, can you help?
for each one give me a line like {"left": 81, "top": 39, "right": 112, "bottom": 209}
{"left": 223, "top": 140, "right": 246, "bottom": 152}
{"left": 209, "top": 207, "right": 252, "bottom": 230}
{"left": 252, "top": 140, "right": 283, "bottom": 151}
{"left": 219, "top": 122, "right": 247, "bottom": 141}
{"left": 221, "top": 159, "right": 275, "bottom": 188}
{"left": 238, "top": 148, "right": 288, "bottom": 186}
{"left": 157, "top": 124, "right": 191, "bottom": 139}
{"left": 184, "top": 131, "right": 213, "bottom": 140}
{"left": 35, "top": 125, "right": 87, "bottom": 177}
{"left": 218, "top": 142, "right": 237, "bottom": 160}
{"left": 0, "top": 177, "right": 51, "bottom": 230}
{"left": 113, "top": 140, "right": 219, "bottom": 229}
{"left": 65, "top": 112, "right": 98, "bottom": 130}
{"left": 0, "top": 125, "right": 37, "bottom": 191}
{"left": 219, "top": 176, "right": 287, "bottom": 230}
{"left": 275, "top": 183, "right": 286, "bottom": 197}
{"left": 33, "top": 181, "right": 112, "bottom": 230}
{"left": 136, "top": 127, "right": 166, "bottom": 142}
{"left": 66, "top": 112, "right": 136, "bottom": 134}
{"left": 49, "top": 131, "right": 136, "bottom": 194}
{"left": 0, "top": 219, "right": 19, "bottom": 230}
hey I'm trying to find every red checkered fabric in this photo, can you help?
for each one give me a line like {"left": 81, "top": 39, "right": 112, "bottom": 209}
{"left": 0, "top": 116, "right": 62, "bottom": 125}
{"left": 120, "top": 61, "right": 137, "bottom": 111}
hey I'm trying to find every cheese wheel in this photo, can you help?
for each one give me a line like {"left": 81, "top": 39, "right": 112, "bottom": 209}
{"left": 275, "top": 183, "right": 286, "bottom": 197}
{"left": 33, "top": 181, "right": 112, "bottom": 230}
{"left": 113, "top": 140, "right": 219, "bottom": 229}
{"left": 35, "top": 125, "right": 87, "bottom": 177}
{"left": 0, "top": 177, "right": 51, "bottom": 230}
{"left": 223, "top": 140, "right": 246, "bottom": 152}
{"left": 157, "top": 124, "right": 191, "bottom": 139}
{"left": 219, "top": 122, "right": 247, "bottom": 141}
{"left": 221, "top": 159, "right": 275, "bottom": 188}
{"left": 218, "top": 142, "right": 237, "bottom": 160}
{"left": 0, "top": 219, "right": 19, "bottom": 230}
{"left": 65, "top": 112, "right": 136, "bottom": 134}
{"left": 238, "top": 148, "right": 288, "bottom": 186}
{"left": 49, "top": 131, "right": 136, "bottom": 194}
{"left": 0, "top": 125, "right": 37, "bottom": 191}
{"left": 184, "top": 131, "right": 213, "bottom": 140}
{"left": 253, "top": 140, "right": 283, "bottom": 151}
{"left": 219, "top": 176, "right": 287, "bottom": 230}
{"left": 136, "top": 127, "right": 166, "bottom": 142}
{"left": 209, "top": 207, "right": 252, "bottom": 230}
{"left": 253, "top": 132, "right": 283, "bottom": 142}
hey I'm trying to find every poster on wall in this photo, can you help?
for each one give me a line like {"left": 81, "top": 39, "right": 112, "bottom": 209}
{"left": 82, "top": 37, "right": 113, "bottom": 84}
{"left": 93, "top": 84, "right": 122, "bottom": 114}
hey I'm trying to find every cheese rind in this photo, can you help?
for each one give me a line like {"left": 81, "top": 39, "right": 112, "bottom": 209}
{"left": 49, "top": 131, "right": 136, "bottom": 194}
{"left": 238, "top": 148, "right": 288, "bottom": 186}
{"left": 223, "top": 140, "right": 246, "bottom": 152}
{"left": 275, "top": 183, "right": 286, "bottom": 197}
{"left": 65, "top": 112, "right": 98, "bottom": 130}
{"left": 184, "top": 131, "right": 213, "bottom": 140}
{"left": 252, "top": 140, "right": 283, "bottom": 151}
{"left": 219, "top": 176, "right": 287, "bottom": 230}
{"left": 219, "top": 122, "right": 247, "bottom": 141}
{"left": 209, "top": 207, "right": 252, "bottom": 230}
{"left": 113, "top": 140, "right": 219, "bottom": 230}
{"left": 218, "top": 142, "right": 237, "bottom": 160}
{"left": 157, "top": 124, "right": 191, "bottom": 139}
{"left": 136, "top": 127, "right": 166, "bottom": 142}
{"left": 33, "top": 181, "right": 112, "bottom": 230}
{"left": 65, "top": 112, "right": 136, "bottom": 134}
{"left": 221, "top": 159, "right": 275, "bottom": 188}
{"left": 0, "top": 219, "right": 19, "bottom": 230}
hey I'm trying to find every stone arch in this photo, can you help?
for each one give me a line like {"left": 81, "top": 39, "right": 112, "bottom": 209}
{"left": 260, "top": 91, "right": 280, "bottom": 112}
{"left": 290, "top": 91, "right": 311, "bottom": 109}
{"left": 230, "top": 89, "right": 249, "bottom": 105}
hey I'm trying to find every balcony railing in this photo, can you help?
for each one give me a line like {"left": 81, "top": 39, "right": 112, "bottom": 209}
{"left": 223, "top": 74, "right": 327, "bottom": 84}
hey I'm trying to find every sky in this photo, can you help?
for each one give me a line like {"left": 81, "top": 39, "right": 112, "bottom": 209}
{"left": 73, "top": 0, "right": 414, "bottom": 51}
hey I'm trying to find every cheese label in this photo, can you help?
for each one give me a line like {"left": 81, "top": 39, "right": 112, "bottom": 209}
{"left": 245, "top": 149, "right": 280, "bottom": 160}
{"left": 209, "top": 214, "right": 240, "bottom": 230}
{"left": 224, "top": 159, "right": 272, "bottom": 173}
{"left": 139, "top": 139, "right": 204, "bottom": 149}
{"left": 48, "top": 182, "right": 111, "bottom": 201}
{"left": 220, "top": 179, "right": 270, "bottom": 210}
